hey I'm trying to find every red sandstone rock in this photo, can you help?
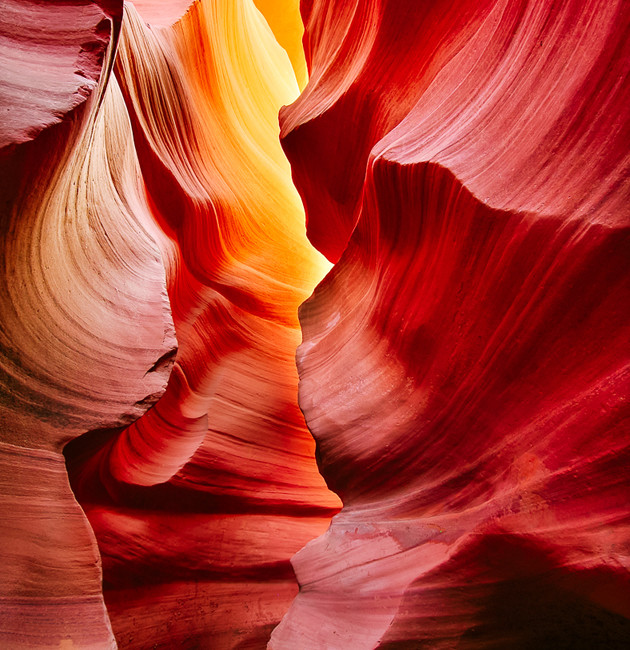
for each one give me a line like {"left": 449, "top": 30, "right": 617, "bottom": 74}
{"left": 65, "top": 1, "right": 338, "bottom": 647}
{"left": 1, "top": 0, "right": 628, "bottom": 648}
{"left": 128, "top": 0, "right": 194, "bottom": 26}
{"left": 0, "top": 0, "right": 122, "bottom": 149}
{"left": 271, "top": 0, "right": 630, "bottom": 647}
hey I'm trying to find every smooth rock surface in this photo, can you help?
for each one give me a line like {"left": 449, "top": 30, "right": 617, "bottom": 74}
{"left": 1, "top": 0, "right": 628, "bottom": 648}
{"left": 271, "top": 0, "right": 630, "bottom": 647}
{"left": 65, "top": 1, "right": 339, "bottom": 647}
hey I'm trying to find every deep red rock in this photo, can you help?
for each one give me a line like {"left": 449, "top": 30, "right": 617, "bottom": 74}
{"left": 1, "top": 0, "right": 628, "bottom": 647}
{"left": 271, "top": 0, "right": 630, "bottom": 647}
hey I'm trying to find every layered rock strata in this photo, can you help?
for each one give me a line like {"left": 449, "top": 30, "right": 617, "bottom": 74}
{"left": 1, "top": 0, "right": 628, "bottom": 648}
{"left": 1, "top": 1, "right": 175, "bottom": 646}
{"left": 2, "top": 0, "right": 338, "bottom": 647}
{"left": 271, "top": 0, "right": 630, "bottom": 647}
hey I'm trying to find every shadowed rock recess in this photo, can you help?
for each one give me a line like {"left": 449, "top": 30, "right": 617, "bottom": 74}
{"left": 0, "top": 0, "right": 628, "bottom": 648}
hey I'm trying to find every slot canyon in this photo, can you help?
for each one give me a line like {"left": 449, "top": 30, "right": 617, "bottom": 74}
{"left": 0, "top": 0, "right": 628, "bottom": 648}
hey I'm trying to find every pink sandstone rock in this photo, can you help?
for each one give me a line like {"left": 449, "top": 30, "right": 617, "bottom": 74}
{"left": 1, "top": 0, "right": 628, "bottom": 648}
{"left": 271, "top": 0, "right": 630, "bottom": 647}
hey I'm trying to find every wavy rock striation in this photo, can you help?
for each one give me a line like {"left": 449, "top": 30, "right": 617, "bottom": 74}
{"left": 0, "top": 1, "right": 178, "bottom": 647}
{"left": 271, "top": 0, "right": 630, "bottom": 647}
{"left": 2, "top": 0, "right": 338, "bottom": 647}
{"left": 64, "top": 1, "right": 339, "bottom": 648}
{"left": 1, "top": 0, "right": 628, "bottom": 648}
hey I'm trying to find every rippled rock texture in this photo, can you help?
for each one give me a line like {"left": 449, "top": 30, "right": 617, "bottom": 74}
{"left": 1, "top": 0, "right": 629, "bottom": 648}
{"left": 1, "top": 0, "right": 336, "bottom": 647}
{"left": 271, "top": 0, "right": 630, "bottom": 648}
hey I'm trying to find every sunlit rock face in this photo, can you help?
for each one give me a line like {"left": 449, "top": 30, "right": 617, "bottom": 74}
{"left": 0, "top": 1, "right": 174, "bottom": 647}
{"left": 65, "top": 1, "right": 339, "bottom": 648}
{"left": 1, "top": 0, "right": 337, "bottom": 648}
{"left": 271, "top": 0, "right": 630, "bottom": 648}
{"left": 1, "top": 0, "right": 628, "bottom": 648}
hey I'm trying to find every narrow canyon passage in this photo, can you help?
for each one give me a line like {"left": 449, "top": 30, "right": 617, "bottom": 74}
{"left": 1, "top": 0, "right": 629, "bottom": 649}
{"left": 2, "top": 0, "right": 340, "bottom": 647}
{"left": 62, "top": 1, "right": 342, "bottom": 647}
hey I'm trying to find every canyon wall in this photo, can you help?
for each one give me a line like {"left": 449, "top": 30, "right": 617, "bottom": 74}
{"left": 1, "top": 0, "right": 628, "bottom": 648}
